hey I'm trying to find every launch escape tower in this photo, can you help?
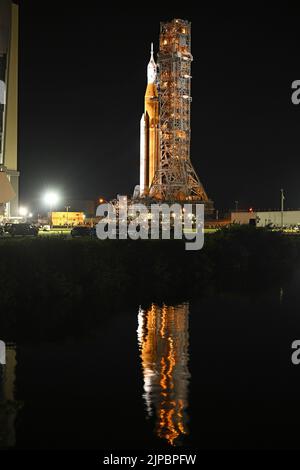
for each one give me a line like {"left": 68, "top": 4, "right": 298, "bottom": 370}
{"left": 139, "top": 19, "right": 213, "bottom": 211}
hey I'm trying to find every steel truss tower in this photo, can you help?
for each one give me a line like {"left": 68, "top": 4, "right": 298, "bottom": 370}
{"left": 150, "top": 19, "right": 209, "bottom": 203}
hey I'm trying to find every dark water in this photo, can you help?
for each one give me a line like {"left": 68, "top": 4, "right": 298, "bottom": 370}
{"left": 2, "top": 276, "right": 300, "bottom": 450}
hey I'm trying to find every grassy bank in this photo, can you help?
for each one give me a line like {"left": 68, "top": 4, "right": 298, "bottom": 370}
{"left": 0, "top": 226, "right": 298, "bottom": 339}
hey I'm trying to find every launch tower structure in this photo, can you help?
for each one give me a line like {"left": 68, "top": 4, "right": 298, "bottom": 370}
{"left": 148, "top": 19, "right": 210, "bottom": 204}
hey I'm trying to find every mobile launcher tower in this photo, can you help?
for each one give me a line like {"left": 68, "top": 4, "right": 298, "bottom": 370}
{"left": 137, "top": 19, "right": 214, "bottom": 215}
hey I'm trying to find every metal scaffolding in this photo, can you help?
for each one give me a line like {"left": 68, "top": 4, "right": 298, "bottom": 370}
{"left": 150, "top": 19, "right": 209, "bottom": 202}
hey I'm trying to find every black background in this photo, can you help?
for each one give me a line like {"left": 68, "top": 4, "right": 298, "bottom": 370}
{"left": 17, "top": 2, "right": 300, "bottom": 211}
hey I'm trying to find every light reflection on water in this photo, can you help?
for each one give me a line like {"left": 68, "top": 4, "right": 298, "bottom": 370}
{"left": 137, "top": 303, "right": 191, "bottom": 447}
{"left": 0, "top": 344, "right": 18, "bottom": 448}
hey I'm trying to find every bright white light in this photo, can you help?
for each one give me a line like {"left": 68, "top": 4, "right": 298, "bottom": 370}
{"left": 29, "top": 213, "right": 33, "bottom": 218}
{"left": 43, "top": 191, "right": 60, "bottom": 208}
{"left": 19, "top": 207, "right": 28, "bottom": 217}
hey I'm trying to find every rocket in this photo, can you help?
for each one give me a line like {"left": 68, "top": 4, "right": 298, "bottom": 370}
{"left": 140, "top": 44, "right": 160, "bottom": 197}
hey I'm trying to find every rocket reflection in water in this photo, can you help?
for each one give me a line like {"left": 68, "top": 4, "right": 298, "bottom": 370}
{"left": 137, "top": 303, "right": 190, "bottom": 446}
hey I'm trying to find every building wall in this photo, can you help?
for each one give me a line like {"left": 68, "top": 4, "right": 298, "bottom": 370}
{"left": 4, "top": 3, "right": 19, "bottom": 216}
{"left": 231, "top": 210, "right": 300, "bottom": 227}
{"left": 0, "top": 0, "right": 11, "bottom": 163}
{"left": 51, "top": 211, "right": 85, "bottom": 227}
{"left": 231, "top": 211, "right": 256, "bottom": 225}
{"left": 256, "top": 211, "right": 300, "bottom": 227}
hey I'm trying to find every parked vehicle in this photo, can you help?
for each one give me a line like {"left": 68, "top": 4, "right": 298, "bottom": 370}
{"left": 10, "top": 223, "right": 39, "bottom": 237}
{"left": 71, "top": 226, "right": 93, "bottom": 238}
{"left": 40, "top": 224, "right": 51, "bottom": 232}
{"left": 4, "top": 223, "right": 13, "bottom": 234}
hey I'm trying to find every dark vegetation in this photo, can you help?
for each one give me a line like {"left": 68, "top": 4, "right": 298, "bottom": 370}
{"left": 0, "top": 226, "right": 299, "bottom": 341}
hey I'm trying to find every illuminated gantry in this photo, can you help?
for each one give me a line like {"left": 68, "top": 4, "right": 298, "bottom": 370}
{"left": 137, "top": 303, "right": 191, "bottom": 446}
{"left": 151, "top": 20, "right": 208, "bottom": 201}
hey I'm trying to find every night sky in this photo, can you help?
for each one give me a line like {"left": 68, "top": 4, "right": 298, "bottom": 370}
{"left": 18, "top": 3, "right": 300, "bottom": 212}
